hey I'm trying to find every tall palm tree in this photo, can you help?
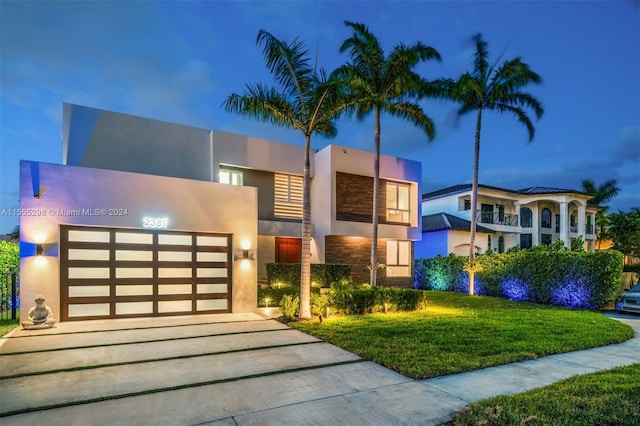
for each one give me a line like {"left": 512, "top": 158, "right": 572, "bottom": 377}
{"left": 336, "top": 21, "right": 440, "bottom": 286}
{"left": 224, "top": 30, "right": 349, "bottom": 319}
{"left": 582, "top": 178, "right": 621, "bottom": 248}
{"left": 451, "top": 34, "right": 544, "bottom": 295}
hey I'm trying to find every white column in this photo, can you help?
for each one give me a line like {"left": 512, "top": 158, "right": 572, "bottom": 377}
{"left": 577, "top": 203, "right": 586, "bottom": 237}
{"left": 560, "top": 201, "right": 569, "bottom": 248}
{"left": 531, "top": 204, "right": 539, "bottom": 246}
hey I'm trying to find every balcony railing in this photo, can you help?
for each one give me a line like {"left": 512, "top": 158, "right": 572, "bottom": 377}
{"left": 478, "top": 211, "right": 518, "bottom": 226}
{"left": 570, "top": 224, "right": 578, "bottom": 233}
{"left": 586, "top": 224, "right": 594, "bottom": 234}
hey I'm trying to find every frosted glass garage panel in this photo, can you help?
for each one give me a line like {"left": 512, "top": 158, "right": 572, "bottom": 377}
{"left": 197, "top": 284, "right": 227, "bottom": 294}
{"left": 68, "top": 285, "right": 110, "bottom": 297}
{"left": 158, "top": 268, "right": 192, "bottom": 278}
{"left": 386, "top": 266, "right": 410, "bottom": 277}
{"left": 68, "top": 230, "right": 110, "bottom": 243}
{"left": 197, "top": 299, "right": 227, "bottom": 311}
{"left": 197, "top": 236, "right": 227, "bottom": 246}
{"left": 197, "top": 268, "right": 227, "bottom": 278}
{"left": 68, "top": 249, "right": 110, "bottom": 261}
{"left": 116, "top": 250, "right": 153, "bottom": 261}
{"left": 68, "top": 303, "right": 110, "bottom": 317}
{"left": 115, "top": 232, "right": 153, "bottom": 244}
{"left": 68, "top": 267, "right": 110, "bottom": 279}
{"left": 116, "top": 302, "right": 153, "bottom": 315}
{"left": 116, "top": 268, "right": 153, "bottom": 279}
{"left": 116, "top": 285, "right": 153, "bottom": 296}
{"left": 196, "top": 252, "right": 227, "bottom": 262}
{"left": 158, "top": 300, "right": 192, "bottom": 313}
{"left": 158, "top": 251, "right": 192, "bottom": 262}
{"left": 158, "top": 234, "right": 192, "bottom": 245}
{"left": 159, "top": 284, "right": 192, "bottom": 295}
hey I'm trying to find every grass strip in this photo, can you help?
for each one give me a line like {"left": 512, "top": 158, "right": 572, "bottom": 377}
{"left": 449, "top": 363, "right": 640, "bottom": 425}
{"left": 0, "top": 339, "right": 324, "bottom": 380}
{"left": 0, "top": 358, "right": 366, "bottom": 417}
{"left": 291, "top": 291, "right": 634, "bottom": 379}
{"left": 0, "top": 326, "right": 294, "bottom": 356}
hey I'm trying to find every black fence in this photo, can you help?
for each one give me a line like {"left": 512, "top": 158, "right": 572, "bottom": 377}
{"left": 1, "top": 271, "right": 19, "bottom": 320}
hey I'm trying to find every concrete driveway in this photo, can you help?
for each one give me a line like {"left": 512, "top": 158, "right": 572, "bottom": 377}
{"left": 1, "top": 310, "right": 638, "bottom": 425}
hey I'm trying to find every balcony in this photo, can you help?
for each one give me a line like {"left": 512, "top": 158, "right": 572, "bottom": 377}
{"left": 479, "top": 211, "right": 518, "bottom": 226}
{"left": 570, "top": 224, "right": 578, "bottom": 233}
{"left": 586, "top": 224, "right": 594, "bottom": 234}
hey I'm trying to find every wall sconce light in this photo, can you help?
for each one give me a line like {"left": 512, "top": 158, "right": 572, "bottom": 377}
{"left": 36, "top": 243, "right": 44, "bottom": 256}
{"left": 234, "top": 240, "right": 254, "bottom": 261}
{"left": 242, "top": 249, "right": 250, "bottom": 259}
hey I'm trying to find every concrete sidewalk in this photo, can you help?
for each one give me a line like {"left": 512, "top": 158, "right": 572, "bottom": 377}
{"left": 0, "top": 311, "right": 638, "bottom": 425}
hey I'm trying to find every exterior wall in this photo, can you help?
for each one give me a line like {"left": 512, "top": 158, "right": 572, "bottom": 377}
{"left": 415, "top": 230, "right": 448, "bottom": 258}
{"left": 63, "top": 103, "right": 212, "bottom": 181}
{"left": 19, "top": 161, "right": 258, "bottom": 321}
{"left": 324, "top": 236, "right": 413, "bottom": 287}
{"left": 316, "top": 145, "right": 422, "bottom": 241}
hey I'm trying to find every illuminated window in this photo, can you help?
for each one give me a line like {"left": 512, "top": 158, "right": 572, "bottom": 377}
{"left": 274, "top": 174, "right": 303, "bottom": 219}
{"left": 386, "top": 182, "right": 410, "bottom": 223}
{"left": 219, "top": 169, "right": 243, "bottom": 185}
{"left": 386, "top": 240, "right": 411, "bottom": 277}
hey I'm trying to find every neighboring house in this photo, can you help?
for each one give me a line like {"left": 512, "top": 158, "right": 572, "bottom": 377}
{"left": 19, "top": 103, "right": 421, "bottom": 322}
{"left": 416, "top": 184, "right": 599, "bottom": 257}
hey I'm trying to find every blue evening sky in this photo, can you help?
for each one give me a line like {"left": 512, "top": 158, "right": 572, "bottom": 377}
{"left": 1, "top": 0, "right": 639, "bottom": 234}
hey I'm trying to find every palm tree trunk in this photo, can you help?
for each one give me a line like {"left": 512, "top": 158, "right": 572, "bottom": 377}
{"left": 300, "top": 133, "right": 312, "bottom": 319}
{"left": 370, "top": 108, "right": 381, "bottom": 287}
{"left": 468, "top": 105, "right": 482, "bottom": 296}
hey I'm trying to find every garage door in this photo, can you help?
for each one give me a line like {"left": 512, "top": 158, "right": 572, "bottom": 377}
{"left": 60, "top": 225, "right": 232, "bottom": 321}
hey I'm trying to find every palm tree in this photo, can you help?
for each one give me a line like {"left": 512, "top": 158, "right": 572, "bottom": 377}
{"left": 451, "top": 34, "right": 544, "bottom": 295}
{"left": 336, "top": 21, "right": 440, "bottom": 286}
{"left": 582, "top": 178, "right": 621, "bottom": 248}
{"left": 224, "top": 30, "right": 349, "bottom": 319}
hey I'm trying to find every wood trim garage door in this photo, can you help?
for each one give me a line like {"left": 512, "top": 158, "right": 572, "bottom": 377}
{"left": 60, "top": 225, "right": 232, "bottom": 321}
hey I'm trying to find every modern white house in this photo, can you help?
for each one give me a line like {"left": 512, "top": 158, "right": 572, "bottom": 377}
{"left": 19, "top": 103, "right": 422, "bottom": 321}
{"left": 415, "top": 184, "right": 599, "bottom": 258}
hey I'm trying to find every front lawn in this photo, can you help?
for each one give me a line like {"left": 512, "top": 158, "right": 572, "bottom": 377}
{"left": 450, "top": 363, "right": 640, "bottom": 425}
{"left": 0, "top": 318, "right": 19, "bottom": 338}
{"left": 290, "top": 291, "right": 633, "bottom": 379}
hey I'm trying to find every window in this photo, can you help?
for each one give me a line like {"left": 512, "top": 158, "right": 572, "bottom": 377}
{"left": 386, "top": 182, "right": 410, "bottom": 223}
{"left": 274, "top": 174, "right": 303, "bottom": 219}
{"left": 541, "top": 234, "right": 552, "bottom": 245}
{"left": 386, "top": 240, "right": 411, "bottom": 277}
{"left": 520, "top": 234, "right": 532, "bottom": 249}
{"left": 463, "top": 199, "right": 471, "bottom": 210}
{"left": 487, "top": 235, "right": 492, "bottom": 251}
{"left": 219, "top": 169, "right": 243, "bottom": 185}
{"left": 541, "top": 208, "right": 551, "bottom": 228}
{"left": 555, "top": 214, "right": 560, "bottom": 233}
{"left": 520, "top": 207, "right": 532, "bottom": 228}
{"left": 481, "top": 204, "right": 494, "bottom": 224}
{"left": 498, "top": 236, "right": 505, "bottom": 253}
{"left": 570, "top": 214, "right": 577, "bottom": 232}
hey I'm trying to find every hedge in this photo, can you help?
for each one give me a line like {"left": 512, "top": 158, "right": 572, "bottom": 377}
{"left": 415, "top": 250, "right": 624, "bottom": 310}
{"left": 259, "top": 286, "right": 428, "bottom": 315}
{"left": 266, "top": 263, "right": 352, "bottom": 288}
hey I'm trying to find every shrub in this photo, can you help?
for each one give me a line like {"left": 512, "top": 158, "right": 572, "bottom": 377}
{"left": 267, "top": 263, "right": 352, "bottom": 288}
{"left": 310, "top": 292, "right": 330, "bottom": 317}
{"left": 415, "top": 249, "right": 623, "bottom": 310}
{"left": 331, "top": 287, "right": 427, "bottom": 314}
{"left": 279, "top": 295, "right": 299, "bottom": 321}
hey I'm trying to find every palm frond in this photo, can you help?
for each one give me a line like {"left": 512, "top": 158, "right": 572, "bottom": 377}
{"left": 223, "top": 84, "right": 300, "bottom": 130}
{"left": 494, "top": 103, "right": 536, "bottom": 141}
{"left": 472, "top": 33, "right": 490, "bottom": 81}
{"left": 383, "top": 102, "right": 436, "bottom": 141}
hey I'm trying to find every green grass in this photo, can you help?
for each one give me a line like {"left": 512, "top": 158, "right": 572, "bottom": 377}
{"left": 0, "top": 317, "right": 19, "bottom": 338}
{"left": 450, "top": 363, "right": 640, "bottom": 426}
{"left": 290, "top": 291, "right": 634, "bottom": 379}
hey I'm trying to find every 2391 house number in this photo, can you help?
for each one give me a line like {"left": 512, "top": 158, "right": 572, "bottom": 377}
{"left": 142, "top": 217, "right": 169, "bottom": 229}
